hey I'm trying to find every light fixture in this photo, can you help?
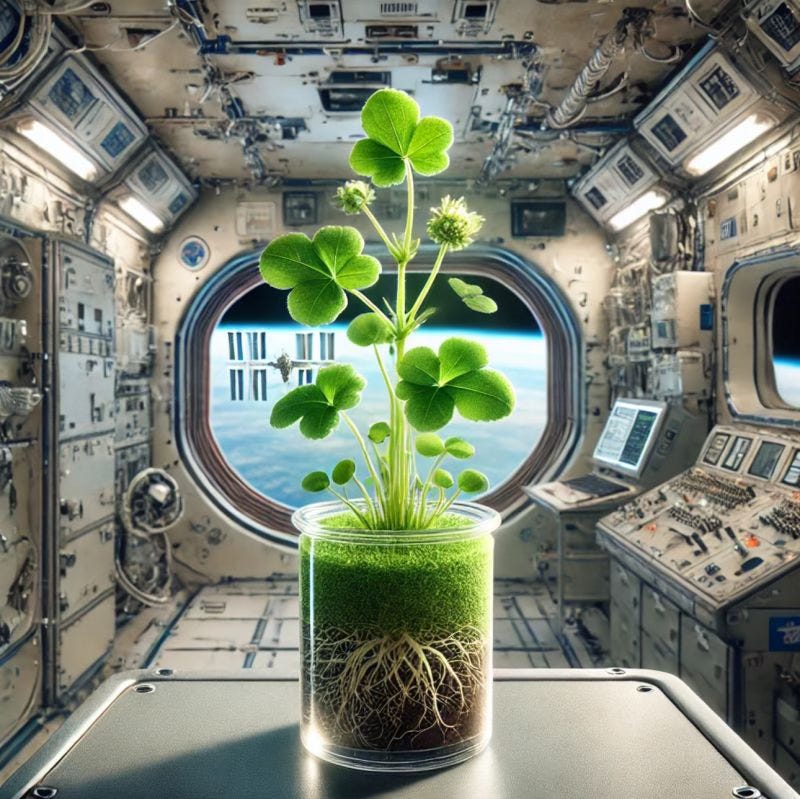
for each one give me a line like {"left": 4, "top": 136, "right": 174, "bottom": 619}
{"left": 685, "top": 113, "right": 776, "bottom": 176}
{"left": 608, "top": 190, "right": 669, "bottom": 232}
{"left": 17, "top": 119, "right": 97, "bottom": 181}
{"left": 118, "top": 195, "right": 165, "bottom": 233}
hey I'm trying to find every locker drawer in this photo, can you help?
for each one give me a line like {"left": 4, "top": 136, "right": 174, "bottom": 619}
{"left": 641, "top": 586, "right": 680, "bottom": 652}
{"left": 610, "top": 599, "right": 640, "bottom": 669}
{"left": 610, "top": 560, "right": 641, "bottom": 614}
{"left": 641, "top": 630, "right": 678, "bottom": 676}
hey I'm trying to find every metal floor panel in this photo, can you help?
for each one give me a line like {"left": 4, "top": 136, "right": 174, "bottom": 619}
{"left": 144, "top": 578, "right": 605, "bottom": 674}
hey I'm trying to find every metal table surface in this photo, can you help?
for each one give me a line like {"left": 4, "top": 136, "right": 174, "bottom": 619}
{"left": 3, "top": 668, "right": 797, "bottom": 799}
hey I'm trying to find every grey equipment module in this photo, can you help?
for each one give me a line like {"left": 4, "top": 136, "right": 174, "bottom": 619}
{"left": 525, "top": 398, "right": 707, "bottom": 630}
{"left": 597, "top": 423, "right": 800, "bottom": 781}
{"left": 2, "top": 669, "right": 797, "bottom": 799}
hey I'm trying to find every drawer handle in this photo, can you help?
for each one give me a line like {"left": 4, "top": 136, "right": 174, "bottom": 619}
{"left": 653, "top": 594, "right": 665, "bottom": 615}
{"left": 693, "top": 624, "right": 710, "bottom": 652}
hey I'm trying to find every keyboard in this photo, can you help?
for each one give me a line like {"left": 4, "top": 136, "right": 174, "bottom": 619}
{"left": 561, "top": 473, "right": 629, "bottom": 497}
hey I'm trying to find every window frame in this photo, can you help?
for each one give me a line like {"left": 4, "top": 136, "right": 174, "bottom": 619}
{"left": 175, "top": 244, "right": 583, "bottom": 544}
{"left": 722, "top": 246, "right": 800, "bottom": 427}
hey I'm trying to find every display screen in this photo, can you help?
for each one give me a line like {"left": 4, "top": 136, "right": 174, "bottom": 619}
{"left": 651, "top": 114, "right": 687, "bottom": 152}
{"left": 48, "top": 68, "right": 96, "bottom": 121}
{"left": 615, "top": 154, "right": 645, "bottom": 186}
{"left": 100, "top": 121, "right": 135, "bottom": 158}
{"left": 510, "top": 201, "right": 566, "bottom": 237}
{"left": 593, "top": 399, "right": 665, "bottom": 477}
{"left": 748, "top": 441, "right": 785, "bottom": 480}
{"left": 584, "top": 187, "right": 607, "bottom": 210}
{"left": 698, "top": 65, "right": 740, "bottom": 110}
{"left": 783, "top": 449, "right": 800, "bottom": 486}
{"left": 137, "top": 159, "right": 169, "bottom": 193}
{"left": 761, "top": 3, "right": 800, "bottom": 52}
{"left": 722, "top": 435, "right": 752, "bottom": 471}
{"left": 169, "top": 192, "right": 188, "bottom": 215}
{"left": 703, "top": 432, "right": 730, "bottom": 465}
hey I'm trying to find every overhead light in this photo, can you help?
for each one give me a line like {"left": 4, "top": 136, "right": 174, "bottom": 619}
{"left": 17, "top": 119, "right": 97, "bottom": 181}
{"left": 685, "top": 113, "right": 776, "bottom": 176}
{"left": 608, "top": 190, "right": 668, "bottom": 231}
{"left": 118, "top": 195, "right": 165, "bottom": 233}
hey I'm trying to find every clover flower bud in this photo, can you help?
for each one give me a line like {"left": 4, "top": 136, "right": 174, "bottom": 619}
{"left": 335, "top": 180, "right": 375, "bottom": 215}
{"left": 426, "top": 195, "right": 484, "bottom": 250}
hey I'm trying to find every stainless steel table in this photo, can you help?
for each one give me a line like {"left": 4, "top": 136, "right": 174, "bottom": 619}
{"left": 3, "top": 668, "right": 796, "bottom": 799}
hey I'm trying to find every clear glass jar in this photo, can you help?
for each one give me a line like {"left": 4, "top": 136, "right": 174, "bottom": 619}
{"left": 294, "top": 500, "right": 499, "bottom": 772}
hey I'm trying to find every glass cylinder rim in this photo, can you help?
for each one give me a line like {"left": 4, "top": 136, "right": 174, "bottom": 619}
{"left": 292, "top": 499, "right": 501, "bottom": 543}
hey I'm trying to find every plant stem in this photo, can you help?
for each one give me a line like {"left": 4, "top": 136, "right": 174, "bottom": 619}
{"left": 407, "top": 243, "right": 448, "bottom": 324}
{"left": 341, "top": 412, "right": 386, "bottom": 520}
{"left": 414, "top": 453, "right": 446, "bottom": 526}
{"left": 349, "top": 289, "right": 393, "bottom": 326}
{"left": 327, "top": 487, "right": 372, "bottom": 528}
{"left": 362, "top": 205, "right": 395, "bottom": 255}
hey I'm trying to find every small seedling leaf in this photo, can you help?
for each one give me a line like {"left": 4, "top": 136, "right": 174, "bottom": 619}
{"left": 332, "top": 459, "right": 356, "bottom": 485}
{"left": 368, "top": 421, "right": 391, "bottom": 443}
{"left": 463, "top": 294, "right": 498, "bottom": 314}
{"left": 415, "top": 433, "right": 445, "bottom": 457}
{"left": 458, "top": 469, "right": 489, "bottom": 493}
{"left": 432, "top": 468, "right": 454, "bottom": 489}
{"left": 302, "top": 471, "right": 330, "bottom": 492}
{"left": 448, "top": 277, "right": 482, "bottom": 298}
{"left": 445, "top": 437, "right": 475, "bottom": 459}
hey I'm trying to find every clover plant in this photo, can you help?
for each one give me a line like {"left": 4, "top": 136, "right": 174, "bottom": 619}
{"left": 259, "top": 89, "right": 514, "bottom": 530}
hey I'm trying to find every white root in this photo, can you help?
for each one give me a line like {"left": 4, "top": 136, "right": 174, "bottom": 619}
{"left": 304, "top": 625, "right": 488, "bottom": 750}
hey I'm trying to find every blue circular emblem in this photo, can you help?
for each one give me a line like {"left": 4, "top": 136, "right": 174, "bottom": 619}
{"left": 179, "top": 236, "right": 209, "bottom": 270}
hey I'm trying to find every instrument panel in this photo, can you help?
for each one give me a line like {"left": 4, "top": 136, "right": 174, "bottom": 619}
{"left": 598, "top": 424, "right": 800, "bottom": 615}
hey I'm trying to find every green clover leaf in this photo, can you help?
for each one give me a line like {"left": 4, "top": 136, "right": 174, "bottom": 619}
{"left": 396, "top": 338, "right": 515, "bottom": 431}
{"left": 347, "top": 313, "right": 395, "bottom": 346}
{"left": 259, "top": 226, "right": 380, "bottom": 326}
{"left": 448, "top": 277, "right": 497, "bottom": 314}
{"left": 349, "top": 89, "right": 454, "bottom": 187}
{"left": 270, "top": 364, "right": 366, "bottom": 439}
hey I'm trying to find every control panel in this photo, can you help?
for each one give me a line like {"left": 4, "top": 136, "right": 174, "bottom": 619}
{"left": 598, "top": 424, "right": 800, "bottom": 616}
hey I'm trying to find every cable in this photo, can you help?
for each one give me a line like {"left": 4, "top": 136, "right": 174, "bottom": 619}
{"left": 66, "top": 19, "right": 181, "bottom": 54}
{"left": 0, "top": 12, "right": 51, "bottom": 80}
{"left": 31, "top": 0, "right": 99, "bottom": 13}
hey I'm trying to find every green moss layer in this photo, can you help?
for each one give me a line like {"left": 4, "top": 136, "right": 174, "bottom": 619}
{"left": 299, "top": 525, "right": 492, "bottom": 634}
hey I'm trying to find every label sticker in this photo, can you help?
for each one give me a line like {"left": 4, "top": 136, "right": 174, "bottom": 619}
{"left": 769, "top": 616, "right": 800, "bottom": 651}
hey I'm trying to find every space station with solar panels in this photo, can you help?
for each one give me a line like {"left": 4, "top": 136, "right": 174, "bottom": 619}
{"left": 1, "top": 1, "right": 800, "bottom": 796}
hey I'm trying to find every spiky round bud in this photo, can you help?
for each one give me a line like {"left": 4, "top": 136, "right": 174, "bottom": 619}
{"left": 335, "top": 180, "right": 376, "bottom": 215}
{"left": 426, "top": 195, "right": 484, "bottom": 250}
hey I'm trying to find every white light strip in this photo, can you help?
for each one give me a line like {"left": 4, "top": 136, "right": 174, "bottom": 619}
{"left": 17, "top": 119, "right": 97, "bottom": 181}
{"left": 685, "top": 113, "right": 776, "bottom": 176}
{"left": 118, "top": 195, "right": 165, "bottom": 233}
{"left": 608, "top": 190, "right": 669, "bottom": 231}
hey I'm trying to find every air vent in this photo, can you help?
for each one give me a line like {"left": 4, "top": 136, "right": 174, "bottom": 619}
{"left": 365, "top": 23, "right": 418, "bottom": 38}
{"left": 328, "top": 71, "right": 391, "bottom": 84}
{"left": 380, "top": 2, "right": 418, "bottom": 14}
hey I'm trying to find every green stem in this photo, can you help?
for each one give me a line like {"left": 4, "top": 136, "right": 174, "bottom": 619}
{"left": 407, "top": 243, "right": 448, "bottom": 324}
{"left": 341, "top": 412, "right": 386, "bottom": 517}
{"left": 403, "top": 161, "right": 415, "bottom": 255}
{"left": 414, "top": 453, "right": 446, "bottom": 526}
{"left": 362, "top": 205, "right": 395, "bottom": 255}
{"left": 349, "top": 290, "right": 393, "bottom": 326}
{"left": 327, "top": 487, "right": 372, "bottom": 528}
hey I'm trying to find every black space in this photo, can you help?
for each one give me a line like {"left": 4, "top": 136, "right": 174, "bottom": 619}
{"left": 223, "top": 272, "right": 541, "bottom": 333}
{"left": 773, "top": 276, "right": 800, "bottom": 359}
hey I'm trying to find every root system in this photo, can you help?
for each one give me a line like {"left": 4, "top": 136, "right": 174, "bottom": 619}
{"left": 304, "top": 623, "right": 489, "bottom": 751}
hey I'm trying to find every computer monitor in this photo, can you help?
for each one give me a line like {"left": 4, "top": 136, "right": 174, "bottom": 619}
{"left": 592, "top": 398, "right": 667, "bottom": 479}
